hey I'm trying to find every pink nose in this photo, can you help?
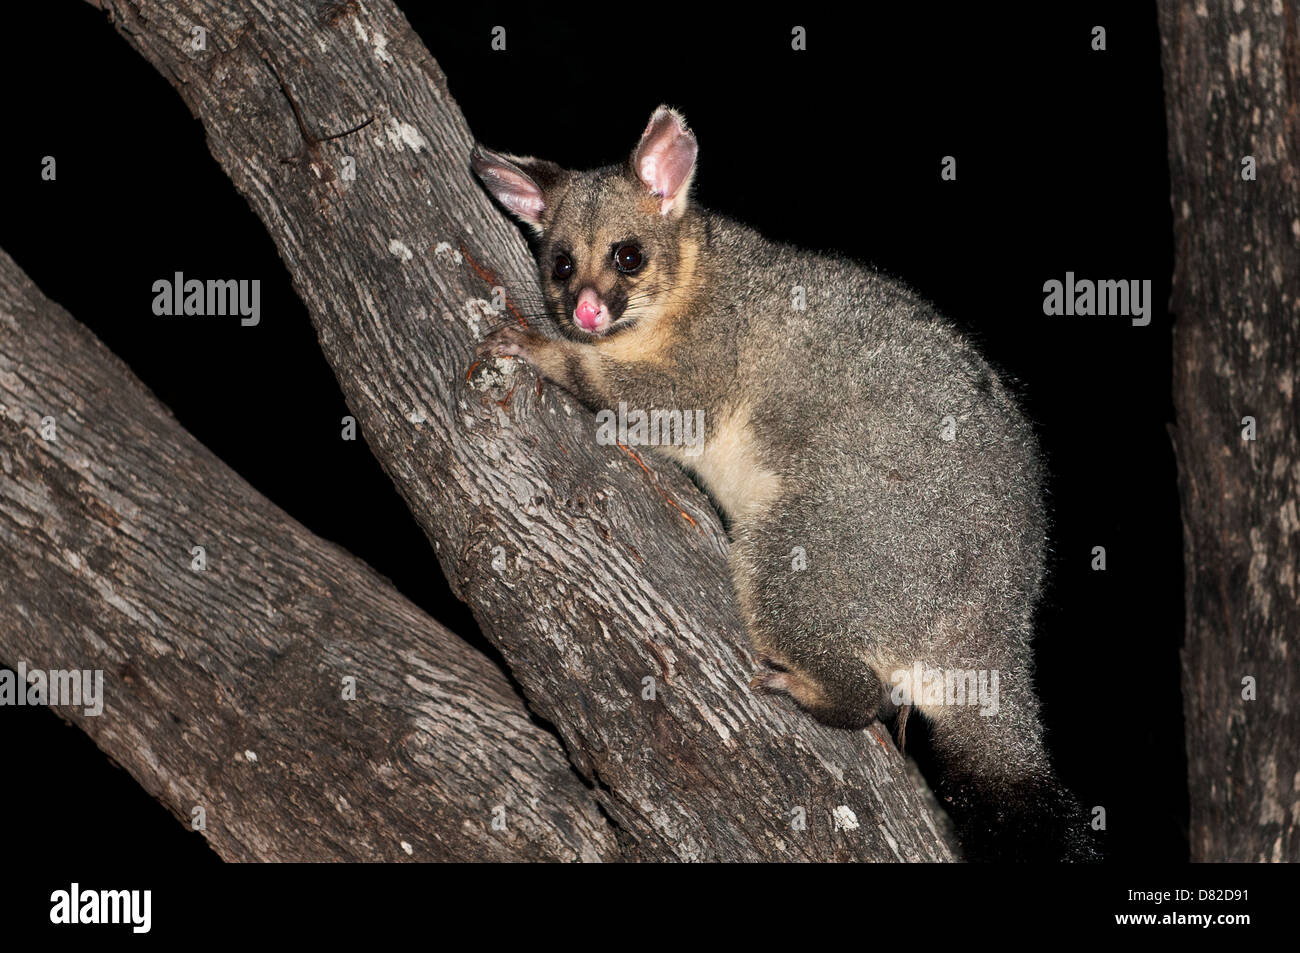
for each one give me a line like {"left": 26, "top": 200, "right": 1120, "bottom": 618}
{"left": 574, "top": 288, "right": 607, "bottom": 331}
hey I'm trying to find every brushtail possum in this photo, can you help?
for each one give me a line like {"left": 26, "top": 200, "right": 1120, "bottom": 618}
{"left": 471, "top": 106, "right": 1096, "bottom": 862}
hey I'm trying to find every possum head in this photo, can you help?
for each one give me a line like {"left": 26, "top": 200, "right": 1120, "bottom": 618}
{"left": 472, "top": 105, "right": 699, "bottom": 340}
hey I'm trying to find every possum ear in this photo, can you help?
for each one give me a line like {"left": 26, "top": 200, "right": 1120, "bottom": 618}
{"left": 632, "top": 106, "right": 697, "bottom": 218}
{"left": 471, "top": 147, "right": 566, "bottom": 231}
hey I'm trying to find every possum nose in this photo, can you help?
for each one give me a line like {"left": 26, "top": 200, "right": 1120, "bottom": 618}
{"left": 574, "top": 287, "right": 608, "bottom": 331}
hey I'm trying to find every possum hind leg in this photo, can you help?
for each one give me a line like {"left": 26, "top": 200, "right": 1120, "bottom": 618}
{"left": 750, "top": 646, "right": 885, "bottom": 731}
{"left": 733, "top": 518, "right": 886, "bottom": 731}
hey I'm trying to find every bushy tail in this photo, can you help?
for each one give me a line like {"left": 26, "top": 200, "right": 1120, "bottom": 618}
{"left": 914, "top": 687, "right": 1100, "bottom": 862}
{"left": 937, "top": 763, "right": 1099, "bottom": 862}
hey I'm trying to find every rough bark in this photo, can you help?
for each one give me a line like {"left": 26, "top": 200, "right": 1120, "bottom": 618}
{"left": 82, "top": 0, "right": 956, "bottom": 860}
{"left": 0, "top": 248, "right": 616, "bottom": 862}
{"left": 1159, "top": 1, "right": 1300, "bottom": 861}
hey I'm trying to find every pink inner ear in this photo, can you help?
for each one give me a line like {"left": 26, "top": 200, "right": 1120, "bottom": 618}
{"left": 635, "top": 110, "right": 698, "bottom": 213}
{"left": 473, "top": 151, "right": 545, "bottom": 224}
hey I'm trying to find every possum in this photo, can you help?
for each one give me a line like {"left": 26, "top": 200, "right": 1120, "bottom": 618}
{"left": 471, "top": 105, "right": 1096, "bottom": 862}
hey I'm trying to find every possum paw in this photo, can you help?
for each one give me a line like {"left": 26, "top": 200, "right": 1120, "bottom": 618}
{"left": 748, "top": 655, "right": 881, "bottom": 730}
{"left": 476, "top": 325, "right": 543, "bottom": 362}
{"left": 750, "top": 670, "right": 791, "bottom": 694}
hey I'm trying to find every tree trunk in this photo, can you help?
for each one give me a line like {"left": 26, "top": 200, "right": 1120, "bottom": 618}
{"left": 74, "top": 0, "right": 956, "bottom": 860}
{"left": 0, "top": 248, "right": 617, "bottom": 862}
{"left": 1159, "top": 1, "right": 1300, "bottom": 861}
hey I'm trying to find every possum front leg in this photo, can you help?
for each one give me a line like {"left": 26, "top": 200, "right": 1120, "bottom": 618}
{"left": 477, "top": 325, "right": 620, "bottom": 408}
{"left": 477, "top": 324, "right": 676, "bottom": 414}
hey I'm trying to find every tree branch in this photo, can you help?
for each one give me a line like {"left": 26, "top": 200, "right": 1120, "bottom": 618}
{"left": 1158, "top": 0, "right": 1300, "bottom": 861}
{"left": 0, "top": 248, "right": 617, "bottom": 862}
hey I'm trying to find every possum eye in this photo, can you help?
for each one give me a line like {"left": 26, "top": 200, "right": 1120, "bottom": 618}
{"left": 552, "top": 253, "right": 573, "bottom": 280}
{"left": 613, "top": 243, "right": 644, "bottom": 274}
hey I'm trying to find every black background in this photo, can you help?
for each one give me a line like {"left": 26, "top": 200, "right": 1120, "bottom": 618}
{"left": 2, "top": 3, "right": 1183, "bottom": 864}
